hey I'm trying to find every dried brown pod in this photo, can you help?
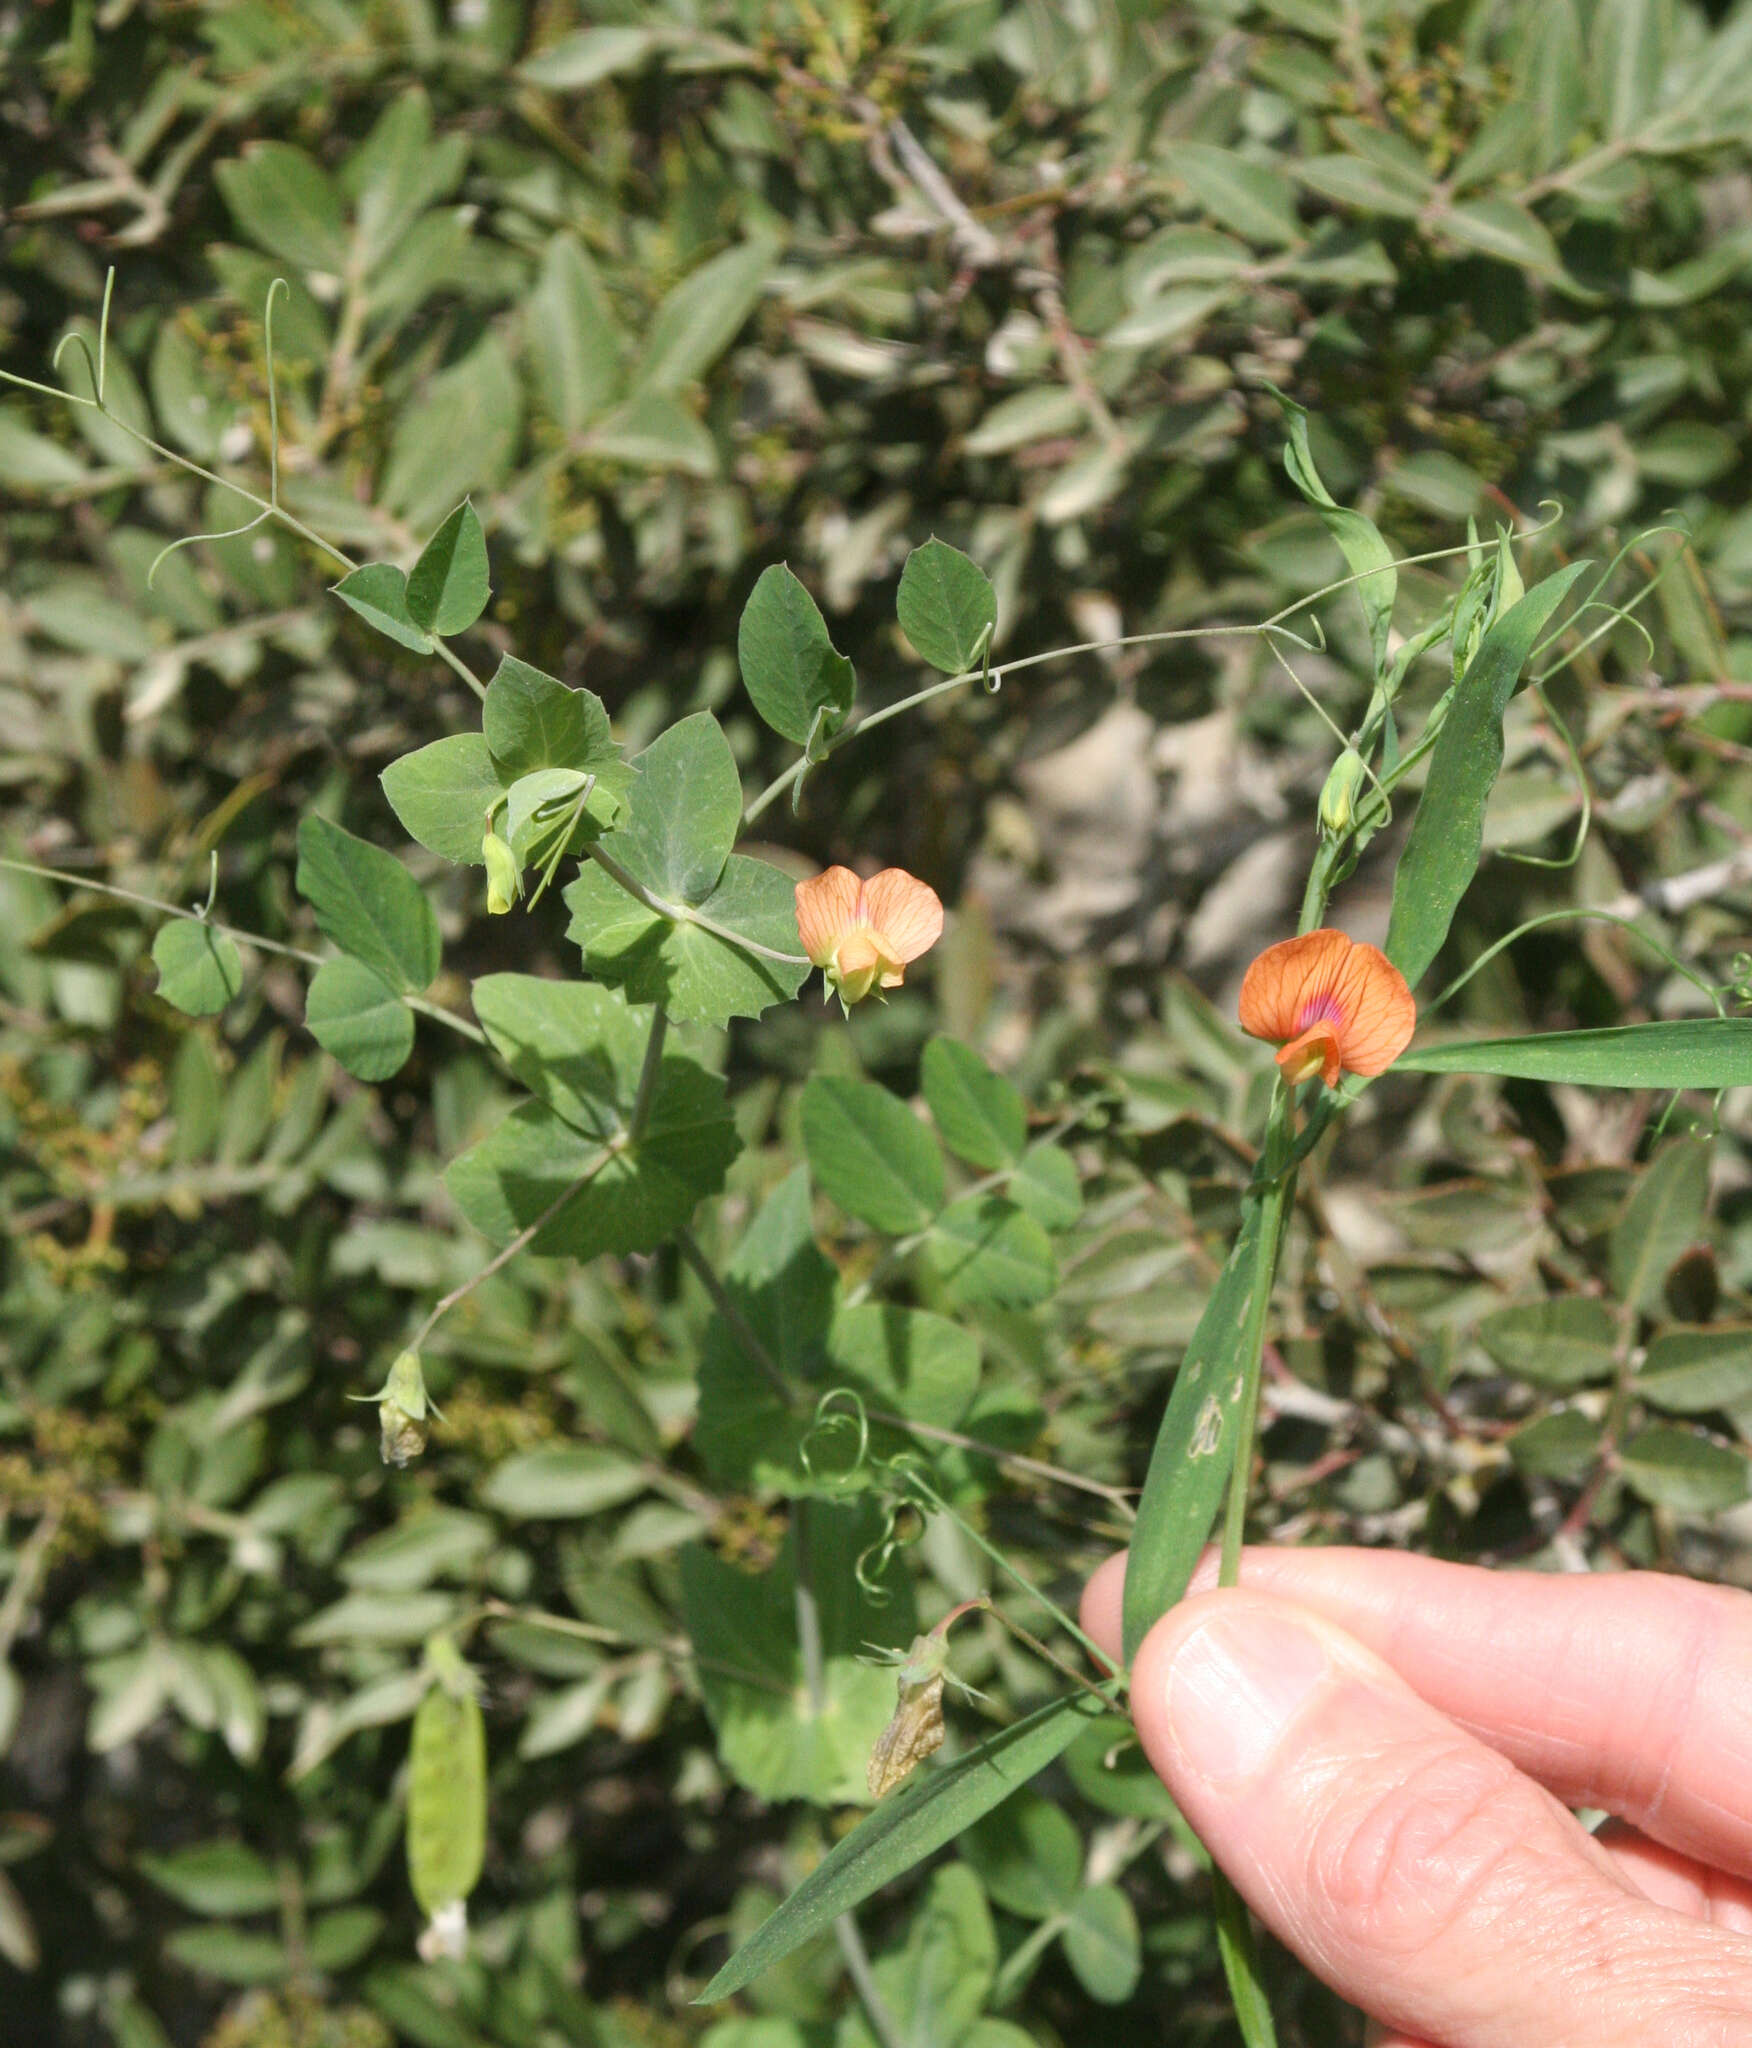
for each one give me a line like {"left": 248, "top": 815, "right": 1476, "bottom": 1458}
{"left": 866, "top": 1631, "right": 951, "bottom": 1799}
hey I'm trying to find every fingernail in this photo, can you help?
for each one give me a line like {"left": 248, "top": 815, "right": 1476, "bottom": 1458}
{"left": 1164, "top": 1611, "right": 1330, "bottom": 1784}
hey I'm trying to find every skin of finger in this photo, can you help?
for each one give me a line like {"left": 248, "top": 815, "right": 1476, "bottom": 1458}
{"left": 1357, "top": 1832, "right": 1752, "bottom": 2046}
{"left": 1593, "top": 1823, "right": 1752, "bottom": 1936}
{"left": 1081, "top": 1546, "right": 1752, "bottom": 1880}
{"left": 1129, "top": 1589, "right": 1752, "bottom": 2047}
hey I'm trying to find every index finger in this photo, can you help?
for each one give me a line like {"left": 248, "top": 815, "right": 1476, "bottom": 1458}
{"left": 1082, "top": 1546, "right": 1752, "bottom": 1880}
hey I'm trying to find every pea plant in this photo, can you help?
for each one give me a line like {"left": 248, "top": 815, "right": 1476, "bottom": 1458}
{"left": 8, "top": 277, "right": 1752, "bottom": 2048}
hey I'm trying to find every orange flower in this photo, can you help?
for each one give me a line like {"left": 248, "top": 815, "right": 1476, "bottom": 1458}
{"left": 794, "top": 865, "right": 944, "bottom": 1007}
{"left": 1238, "top": 929, "right": 1416, "bottom": 1088}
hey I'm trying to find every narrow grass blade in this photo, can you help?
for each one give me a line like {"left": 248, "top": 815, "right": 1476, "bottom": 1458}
{"left": 1121, "top": 1196, "right": 1265, "bottom": 1666}
{"left": 1396, "top": 1018, "right": 1752, "bottom": 1089}
{"left": 698, "top": 1689, "right": 1109, "bottom": 2001}
{"left": 1385, "top": 561, "right": 1591, "bottom": 989}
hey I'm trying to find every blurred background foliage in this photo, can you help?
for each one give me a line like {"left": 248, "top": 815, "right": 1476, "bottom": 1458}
{"left": 13, "top": 0, "right": 1752, "bottom": 2042}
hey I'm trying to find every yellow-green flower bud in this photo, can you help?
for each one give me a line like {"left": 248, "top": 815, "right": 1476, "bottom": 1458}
{"left": 482, "top": 830, "right": 519, "bottom": 915}
{"left": 1318, "top": 747, "right": 1367, "bottom": 838}
{"left": 374, "top": 1350, "right": 432, "bottom": 1467}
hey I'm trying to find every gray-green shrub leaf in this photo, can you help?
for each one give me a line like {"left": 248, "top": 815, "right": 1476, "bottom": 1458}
{"left": 1621, "top": 1427, "right": 1750, "bottom": 1513}
{"left": 1612, "top": 1139, "right": 1711, "bottom": 1312}
{"left": 1637, "top": 1327, "right": 1752, "bottom": 1413}
{"left": 1476, "top": 1298, "right": 1617, "bottom": 1389}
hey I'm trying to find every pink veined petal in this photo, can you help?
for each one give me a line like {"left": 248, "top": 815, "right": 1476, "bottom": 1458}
{"left": 1238, "top": 930, "right": 1352, "bottom": 1045}
{"left": 836, "top": 928, "right": 882, "bottom": 977}
{"left": 1327, "top": 941, "right": 1417, "bottom": 1075}
{"left": 862, "top": 869, "right": 944, "bottom": 965}
{"left": 794, "top": 866, "right": 864, "bottom": 968}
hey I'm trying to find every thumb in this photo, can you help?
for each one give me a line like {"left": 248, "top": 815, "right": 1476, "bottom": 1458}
{"left": 1131, "top": 1590, "right": 1752, "bottom": 2047}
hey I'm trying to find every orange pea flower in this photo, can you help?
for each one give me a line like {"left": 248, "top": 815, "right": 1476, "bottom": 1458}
{"left": 794, "top": 865, "right": 944, "bottom": 1008}
{"left": 1238, "top": 929, "right": 1416, "bottom": 1088}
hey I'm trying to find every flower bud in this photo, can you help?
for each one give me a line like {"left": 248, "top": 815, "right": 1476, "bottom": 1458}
{"left": 374, "top": 1350, "right": 431, "bottom": 1467}
{"left": 482, "top": 830, "right": 519, "bottom": 915}
{"left": 1318, "top": 747, "right": 1367, "bottom": 838}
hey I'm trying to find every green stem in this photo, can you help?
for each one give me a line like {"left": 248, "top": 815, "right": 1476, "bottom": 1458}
{"left": 584, "top": 845, "right": 809, "bottom": 965}
{"left": 407, "top": 1143, "right": 616, "bottom": 1352}
{"left": 1204, "top": 1103, "right": 1301, "bottom": 2048}
{"left": 628, "top": 1005, "right": 669, "bottom": 1144}
{"left": 795, "top": 1500, "right": 907, "bottom": 2048}
{"left": 903, "top": 1470, "right": 1112, "bottom": 1675}
{"left": 674, "top": 1227, "right": 795, "bottom": 1405}
{"left": 1214, "top": 1877, "right": 1279, "bottom": 2048}
{"left": 1219, "top": 1170, "right": 1292, "bottom": 1589}
{"left": 990, "top": 1914, "right": 1068, "bottom": 2007}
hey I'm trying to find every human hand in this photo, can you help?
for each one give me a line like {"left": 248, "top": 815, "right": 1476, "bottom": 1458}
{"left": 1080, "top": 1548, "right": 1752, "bottom": 2047}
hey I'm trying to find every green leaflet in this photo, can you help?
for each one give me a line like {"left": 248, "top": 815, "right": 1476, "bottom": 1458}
{"left": 1395, "top": 1017, "right": 1752, "bottom": 1090}
{"left": 737, "top": 563, "right": 855, "bottom": 747}
{"left": 152, "top": 921, "right": 243, "bottom": 1017}
{"left": 1385, "top": 561, "right": 1592, "bottom": 988}
{"left": 1272, "top": 388, "right": 1397, "bottom": 678}
{"left": 896, "top": 539, "right": 997, "bottom": 674}
{"left": 405, "top": 501, "right": 489, "bottom": 637}
{"left": 698, "top": 1688, "right": 1110, "bottom": 2002}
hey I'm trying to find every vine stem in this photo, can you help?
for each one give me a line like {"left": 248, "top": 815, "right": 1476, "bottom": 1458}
{"left": 628, "top": 1005, "right": 669, "bottom": 1143}
{"left": 0, "top": 1506, "right": 65, "bottom": 1661}
{"left": 2, "top": 320, "right": 490, "bottom": 705}
{"left": 407, "top": 1143, "right": 617, "bottom": 1352}
{"left": 1218, "top": 1170, "right": 1292, "bottom": 1590}
{"left": 741, "top": 528, "right": 1548, "bottom": 826}
{"left": 903, "top": 1470, "right": 1112, "bottom": 1674}
{"left": 0, "top": 855, "right": 489, "bottom": 1046}
{"left": 1206, "top": 1159, "right": 1293, "bottom": 2048}
{"left": 674, "top": 1228, "right": 795, "bottom": 1405}
{"left": 794, "top": 1500, "right": 908, "bottom": 2048}
{"left": 408, "top": 1003, "right": 667, "bottom": 1352}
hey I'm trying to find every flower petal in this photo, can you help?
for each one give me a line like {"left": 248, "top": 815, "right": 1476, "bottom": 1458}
{"left": 1276, "top": 1022, "right": 1343, "bottom": 1089}
{"left": 1327, "top": 940, "right": 1417, "bottom": 1076}
{"left": 834, "top": 927, "right": 883, "bottom": 1004}
{"left": 1237, "top": 929, "right": 1353, "bottom": 1045}
{"left": 795, "top": 866, "right": 864, "bottom": 968}
{"left": 862, "top": 869, "right": 944, "bottom": 965}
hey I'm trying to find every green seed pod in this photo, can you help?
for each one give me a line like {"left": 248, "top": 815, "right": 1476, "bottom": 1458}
{"left": 407, "top": 1654, "right": 486, "bottom": 1928}
{"left": 1317, "top": 747, "right": 1367, "bottom": 838}
{"left": 482, "top": 829, "right": 520, "bottom": 915}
